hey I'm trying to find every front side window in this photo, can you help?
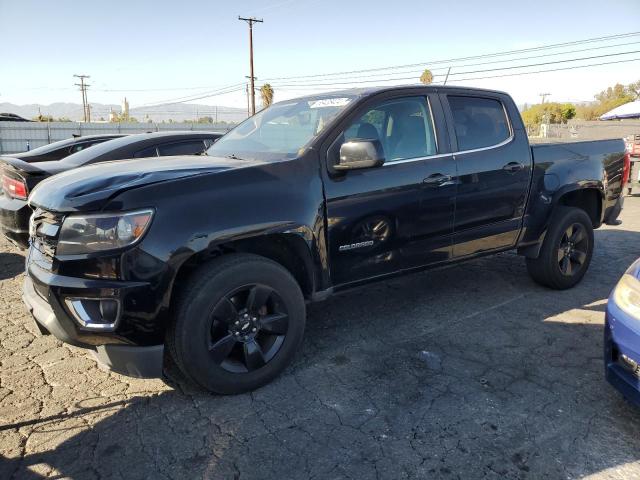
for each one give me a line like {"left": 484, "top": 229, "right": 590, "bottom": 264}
{"left": 338, "top": 96, "right": 437, "bottom": 163}
{"left": 448, "top": 96, "right": 510, "bottom": 151}
{"left": 206, "top": 95, "right": 356, "bottom": 161}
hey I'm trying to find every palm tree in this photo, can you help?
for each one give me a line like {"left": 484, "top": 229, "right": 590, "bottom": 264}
{"left": 260, "top": 84, "right": 274, "bottom": 109}
{"left": 420, "top": 69, "right": 433, "bottom": 85}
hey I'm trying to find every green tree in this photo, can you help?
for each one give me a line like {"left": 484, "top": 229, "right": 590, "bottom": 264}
{"left": 197, "top": 116, "right": 214, "bottom": 124}
{"left": 560, "top": 103, "right": 576, "bottom": 122}
{"left": 260, "top": 84, "right": 274, "bottom": 108}
{"left": 32, "top": 113, "right": 53, "bottom": 122}
{"left": 111, "top": 112, "right": 138, "bottom": 123}
{"left": 628, "top": 80, "right": 640, "bottom": 100}
{"left": 521, "top": 102, "right": 577, "bottom": 130}
{"left": 576, "top": 81, "right": 636, "bottom": 119}
{"left": 419, "top": 69, "right": 433, "bottom": 85}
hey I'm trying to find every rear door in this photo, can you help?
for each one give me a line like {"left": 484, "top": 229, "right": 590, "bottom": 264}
{"left": 442, "top": 92, "right": 532, "bottom": 257}
{"left": 322, "top": 92, "right": 456, "bottom": 286}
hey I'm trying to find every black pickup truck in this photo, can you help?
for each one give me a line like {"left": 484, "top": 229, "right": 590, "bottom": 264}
{"left": 23, "top": 86, "right": 629, "bottom": 394}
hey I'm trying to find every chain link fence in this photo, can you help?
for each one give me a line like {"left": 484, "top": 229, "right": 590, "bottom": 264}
{"left": 528, "top": 119, "right": 640, "bottom": 143}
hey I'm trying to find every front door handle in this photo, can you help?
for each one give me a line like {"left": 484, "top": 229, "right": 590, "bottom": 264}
{"left": 423, "top": 173, "right": 452, "bottom": 186}
{"left": 502, "top": 162, "right": 525, "bottom": 173}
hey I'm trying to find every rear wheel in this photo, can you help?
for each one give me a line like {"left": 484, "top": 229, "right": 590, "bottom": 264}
{"left": 526, "top": 206, "right": 594, "bottom": 290}
{"left": 169, "top": 254, "right": 305, "bottom": 394}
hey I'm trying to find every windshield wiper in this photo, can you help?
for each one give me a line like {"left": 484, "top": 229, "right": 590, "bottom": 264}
{"left": 226, "top": 154, "right": 242, "bottom": 160}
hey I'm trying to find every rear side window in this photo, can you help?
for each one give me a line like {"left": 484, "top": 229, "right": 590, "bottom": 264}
{"left": 134, "top": 146, "right": 159, "bottom": 158}
{"left": 157, "top": 140, "right": 206, "bottom": 156}
{"left": 448, "top": 96, "right": 510, "bottom": 151}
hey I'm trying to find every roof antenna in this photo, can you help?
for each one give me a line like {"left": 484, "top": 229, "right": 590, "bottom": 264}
{"left": 443, "top": 67, "right": 451, "bottom": 85}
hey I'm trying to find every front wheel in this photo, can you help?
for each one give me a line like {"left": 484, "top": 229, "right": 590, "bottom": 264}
{"left": 526, "top": 206, "right": 594, "bottom": 290}
{"left": 169, "top": 254, "right": 306, "bottom": 394}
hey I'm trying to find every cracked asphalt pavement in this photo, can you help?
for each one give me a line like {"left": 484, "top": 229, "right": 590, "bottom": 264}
{"left": 2, "top": 199, "right": 640, "bottom": 479}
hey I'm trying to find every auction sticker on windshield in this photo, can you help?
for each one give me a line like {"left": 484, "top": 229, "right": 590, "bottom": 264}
{"left": 309, "top": 98, "right": 352, "bottom": 109}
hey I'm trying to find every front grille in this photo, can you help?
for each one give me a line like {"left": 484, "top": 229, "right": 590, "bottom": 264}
{"left": 29, "top": 209, "right": 64, "bottom": 267}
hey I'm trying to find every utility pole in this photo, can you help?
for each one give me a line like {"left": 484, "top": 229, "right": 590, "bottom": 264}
{"left": 238, "top": 16, "right": 263, "bottom": 115}
{"left": 539, "top": 93, "right": 551, "bottom": 138}
{"left": 74, "top": 74, "right": 91, "bottom": 122}
{"left": 245, "top": 84, "right": 250, "bottom": 117}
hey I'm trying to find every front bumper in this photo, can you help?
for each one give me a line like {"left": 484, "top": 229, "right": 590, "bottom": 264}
{"left": 604, "top": 298, "right": 640, "bottom": 407}
{"left": 23, "top": 273, "right": 164, "bottom": 378}
{"left": 0, "top": 194, "right": 30, "bottom": 248}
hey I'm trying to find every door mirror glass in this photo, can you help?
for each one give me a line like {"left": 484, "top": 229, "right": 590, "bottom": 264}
{"left": 335, "top": 139, "right": 385, "bottom": 170}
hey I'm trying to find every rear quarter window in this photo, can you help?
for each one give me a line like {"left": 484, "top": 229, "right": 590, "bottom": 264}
{"left": 134, "top": 145, "right": 159, "bottom": 158}
{"left": 157, "top": 140, "right": 206, "bottom": 156}
{"left": 448, "top": 96, "right": 511, "bottom": 151}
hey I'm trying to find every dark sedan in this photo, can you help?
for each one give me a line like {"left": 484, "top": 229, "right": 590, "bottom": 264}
{"left": 2, "top": 134, "right": 124, "bottom": 163}
{"left": 0, "top": 131, "right": 222, "bottom": 248}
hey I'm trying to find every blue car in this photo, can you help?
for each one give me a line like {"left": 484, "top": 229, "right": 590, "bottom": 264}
{"left": 605, "top": 258, "right": 640, "bottom": 406}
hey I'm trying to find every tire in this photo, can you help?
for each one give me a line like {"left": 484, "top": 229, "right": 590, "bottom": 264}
{"left": 526, "top": 206, "right": 594, "bottom": 290}
{"left": 168, "top": 253, "right": 306, "bottom": 394}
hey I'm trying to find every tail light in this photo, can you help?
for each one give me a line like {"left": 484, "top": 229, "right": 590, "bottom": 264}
{"left": 1, "top": 174, "right": 28, "bottom": 200}
{"left": 622, "top": 152, "right": 631, "bottom": 187}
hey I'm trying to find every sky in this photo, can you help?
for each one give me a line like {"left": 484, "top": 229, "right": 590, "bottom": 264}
{"left": 1, "top": 0, "right": 639, "bottom": 112}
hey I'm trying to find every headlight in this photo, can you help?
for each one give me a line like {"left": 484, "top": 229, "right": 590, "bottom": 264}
{"left": 57, "top": 209, "right": 154, "bottom": 255}
{"left": 613, "top": 274, "right": 640, "bottom": 318}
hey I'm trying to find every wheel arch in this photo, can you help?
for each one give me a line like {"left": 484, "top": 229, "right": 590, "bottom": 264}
{"left": 554, "top": 186, "right": 603, "bottom": 228}
{"left": 518, "top": 185, "right": 603, "bottom": 259}
{"left": 169, "top": 228, "right": 317, "bottom": 309}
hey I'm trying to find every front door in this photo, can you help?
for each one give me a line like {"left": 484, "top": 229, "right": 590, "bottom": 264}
{"left": 323, "top": 94, "right": 457, "bottom": 286}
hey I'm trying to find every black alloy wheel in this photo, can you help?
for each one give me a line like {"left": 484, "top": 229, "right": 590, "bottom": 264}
{"left": 557, "top": 223, "right": 589, "bottom": 276}
{"left": 169, "top": 253, "right": 306, "bottom": 394}
{"left": 208, "top": 284, "right": 289, "bottom": 373}
{"left": 526, "top": 206, "right": 594, "bottom": 290}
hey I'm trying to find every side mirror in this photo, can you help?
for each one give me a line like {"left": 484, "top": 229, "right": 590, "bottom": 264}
{"left": 335, "top": 139, "right": 385, "bottom": 171}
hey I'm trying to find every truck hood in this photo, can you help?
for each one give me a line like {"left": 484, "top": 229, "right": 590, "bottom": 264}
{"left": 29, "top": 155, "right": 264, "bottom": 212}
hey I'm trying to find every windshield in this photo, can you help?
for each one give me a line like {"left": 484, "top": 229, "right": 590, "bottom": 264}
{"left": 206, "top": 95, "right": 356, "bottom": 160}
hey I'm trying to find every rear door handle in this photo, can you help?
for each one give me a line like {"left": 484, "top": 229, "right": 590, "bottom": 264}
{"left": 502, "top": 162, "right": 525, "bottom": 173}
{"left": 423, "top": 173, "right": 452, "bottom": 186}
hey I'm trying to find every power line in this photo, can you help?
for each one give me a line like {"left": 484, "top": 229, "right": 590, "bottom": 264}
{"left": 19, "top": 39, "right": 640, "bottom": 95}
{"left": 259, "top": 40, "right": 640, "bottom": 85}
{"left": 267, "top": 49, "right": 640, "bottom": 88}
{"left": 259, "top": 31, "right": 640, "bottom": 82}
{"left": 260, "top": 57, "right": 640, "bottom": 93}
{"left": 445, "top": 56, "right": 640, "bottom": 83}
{"left": 138, "top": 84, "right": 246, "bottom": 108}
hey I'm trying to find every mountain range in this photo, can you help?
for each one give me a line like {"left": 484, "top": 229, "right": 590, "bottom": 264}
{"left": 0, "top": 102, "right": 247, "bottom": 124}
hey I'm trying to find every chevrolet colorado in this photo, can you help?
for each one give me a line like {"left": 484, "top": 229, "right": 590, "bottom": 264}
{"left": 22, "top": 86, "right": 629, "bottom": 394}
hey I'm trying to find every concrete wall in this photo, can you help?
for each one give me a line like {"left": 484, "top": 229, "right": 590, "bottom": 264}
{"left": 0, "top": 121, "right": 231, "bottom": 154}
